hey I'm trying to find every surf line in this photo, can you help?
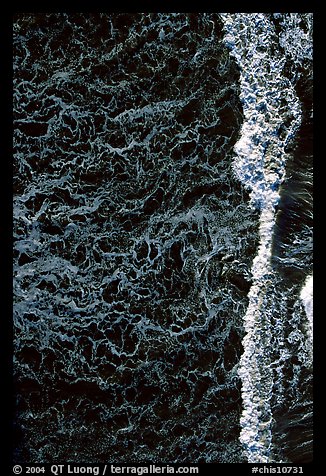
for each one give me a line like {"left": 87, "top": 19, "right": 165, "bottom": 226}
{"left": 300, "top": 273, "right": 313, "bottom": 362}
{"left": 220, "top": 14, "right": 303, "bottom": 462}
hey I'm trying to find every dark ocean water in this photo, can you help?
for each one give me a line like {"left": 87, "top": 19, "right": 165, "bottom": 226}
{"left": 13, "top": 13, "right": 312, "bottom": 463}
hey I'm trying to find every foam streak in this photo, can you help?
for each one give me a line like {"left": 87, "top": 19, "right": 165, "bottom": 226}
{"left": 220, "top": 13, "right": 305, "bottom": 462}
{"left": 300, "top": 274, "right": 313, "bottom": 356}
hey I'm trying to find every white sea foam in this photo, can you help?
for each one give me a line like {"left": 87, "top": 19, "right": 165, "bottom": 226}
{"left": 300, "top": 274, "right": 313, "bottom": 351}
{"left": 220, "top": 13, "right": 312, "bottom": 463}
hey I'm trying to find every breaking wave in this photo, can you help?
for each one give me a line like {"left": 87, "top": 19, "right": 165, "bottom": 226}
{"left": 221, "top": 13, "right": 313, "bottom": 463}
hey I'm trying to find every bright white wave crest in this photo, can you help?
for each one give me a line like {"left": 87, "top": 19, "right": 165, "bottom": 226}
{"left": 300, "top": 274, "right": 313, "bottom": 354}
{"left": 220, "top": 13, "right": 312, "bottom": 463}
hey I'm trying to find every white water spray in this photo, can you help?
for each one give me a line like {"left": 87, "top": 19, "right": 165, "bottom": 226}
{"left": 220, "top": 13, "right": 312, "bottom": 462}
{"left": 300, "top": 273, "right": 313, "bottom": 358}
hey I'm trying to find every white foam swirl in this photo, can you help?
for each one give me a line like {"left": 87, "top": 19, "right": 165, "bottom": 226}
{"left": 300, "top": 274, "right": 313, "bottom": 355}
{"left": 220, "top": 13, "right": 310, "bottom": 462}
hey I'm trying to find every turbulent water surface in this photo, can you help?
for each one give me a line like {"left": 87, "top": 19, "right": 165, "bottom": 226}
{"left": 221, "top": 13, "right": 313, "bottom": 463}
{"left": 13, "top": 13, "right": 313, "bottom": 463}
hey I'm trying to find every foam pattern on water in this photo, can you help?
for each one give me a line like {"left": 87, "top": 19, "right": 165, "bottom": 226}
{"left": 221, "top": 13, "right": 313, "bottom": 463}
{"left": 13, "top": 13, "right": 259, "bottom": 463}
